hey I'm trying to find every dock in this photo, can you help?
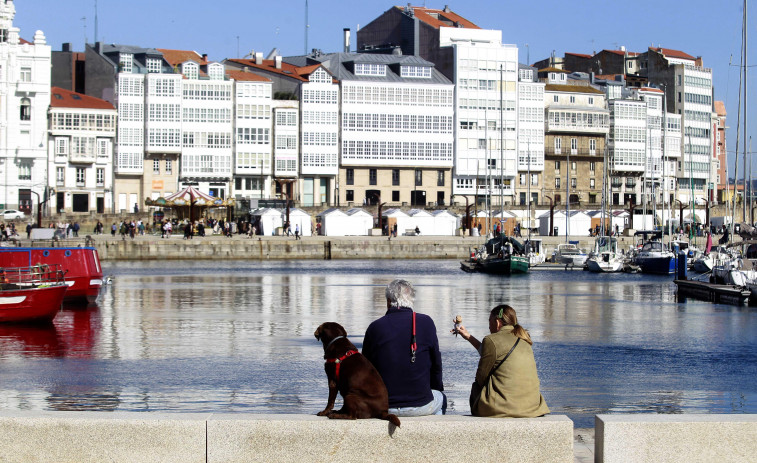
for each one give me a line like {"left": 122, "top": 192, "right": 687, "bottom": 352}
{"left": 674, "top": 279, "right": 752, "bottom": 305}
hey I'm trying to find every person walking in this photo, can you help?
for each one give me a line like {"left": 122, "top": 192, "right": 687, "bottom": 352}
{"left": 295, "top": 224, "right": 300, "bottom": 240}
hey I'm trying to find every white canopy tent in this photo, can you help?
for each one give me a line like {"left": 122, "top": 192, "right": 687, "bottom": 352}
{"left": 286, "top": 208, "right": 313, "bottom": 236}
{"left": 538, "top": 210, "right": 591, "bottom": 236}
{"left": 407, "top": 209, "right": 435, "bottom": 235}
{"left": 345, "top": 208, "right": 374, "bottom": 236}
{"left": 251, "top": 208, "right": 284, "bottom": 236}
{"left": 318, "top": 209, "right": 350, "bottom": 236}
{"left": 432, "top": 210, "right": 459, "bottom": 236}
{"left": 382, "top": 209, "right": 411, "bottom": 234}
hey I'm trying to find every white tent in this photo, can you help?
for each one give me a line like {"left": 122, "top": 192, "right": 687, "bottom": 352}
{"left": 538, "top": 210, "right": 591, "bottom": 236}
{"left": 286, "top": 208, "right": 313, "bottom": 236}
{"left": 432, "top": 210, "right": 459, "bottom": 236}
{"left": 407, "top": 209, "right": 435, "bottom": 235}
{"left": 251, "top": 208, "right": 283, "bottom": 236}
{"left": 383, "top": 209, "right": 411, "bottom": 235}
{"left": 345, "top": 208, "right": 374, "bottom": 236}
{"left": 318, "top": 208, "right": 349, "bottom": 236}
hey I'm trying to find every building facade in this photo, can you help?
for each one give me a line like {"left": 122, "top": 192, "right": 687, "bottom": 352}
{"left": 48, "top": 87, "right": 116, "bottom": 214}
{"left": 0, "top": 0, "right": 51, "bottom": 213}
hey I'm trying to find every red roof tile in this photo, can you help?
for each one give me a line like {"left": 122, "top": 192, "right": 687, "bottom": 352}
{"left": 19, "top": 38, "right": 31, "bottom": 45}
{"left": 395, "top": 6, "right": 480, "bottom": 29}
{"left": 50, "top": 87, "right": 115, "bottom": 110}
{"left": 714, "top": 101, "right": 726, "bottom": 116}
{"left": 653, "top": 47, "right": 696, "bottom": 61}
{"left": 156, "top": 48, "right": 206, "bottom": 67}
{"left": 637, "top": 87, "right": 664, "bottom": 94}
{"left": 566, "top": 52, "right": 592, "bottom": 59}
{"left": 226, "top": 69, "right": 271, "bottom": 82}
{"left": 226, "top": 58, "right": 312, "bottom": 82}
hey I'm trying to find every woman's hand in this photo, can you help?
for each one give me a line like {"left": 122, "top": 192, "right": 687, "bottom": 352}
{"left": 454, "top": 324, "right": 470, "bottom": 340}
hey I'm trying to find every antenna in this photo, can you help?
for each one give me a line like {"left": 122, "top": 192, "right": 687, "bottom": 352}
{"left": 81, "top": 16, "right": 87, "bottom": 44}
{"left": 94, "top": 0, "right": 98, "bottom": 43}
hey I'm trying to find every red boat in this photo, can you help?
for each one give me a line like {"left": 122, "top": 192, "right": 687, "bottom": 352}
{"left": 0, "top": 247, "right": 102, "bottom": 304}
{"left": 0, "top": 265, "right": 68, "bottom": 323}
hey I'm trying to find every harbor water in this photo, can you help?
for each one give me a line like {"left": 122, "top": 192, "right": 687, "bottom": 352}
{"left": 0, "top": 259, "right": 755, "bottom": 428}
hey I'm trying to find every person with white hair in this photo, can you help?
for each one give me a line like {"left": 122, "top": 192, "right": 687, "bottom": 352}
{"left": 362, "top": 279, "right": 446, "bottom": 416}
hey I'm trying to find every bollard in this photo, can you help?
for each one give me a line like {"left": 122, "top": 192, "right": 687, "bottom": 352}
{"left": 676, "top": 251, "right": 687, "bottom": 280}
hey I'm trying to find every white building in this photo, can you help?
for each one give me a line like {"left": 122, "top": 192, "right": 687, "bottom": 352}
{"left": 517, "top": 65, "right": 545, "bottom": 205}
{"left": 48, "top": 87, "right": 116, "bottom": 214}
{"left": 0, "top": 0, "right": 50, "bottom": 213}
{"left": 227, "top": 69, "right": 273, "bottom": 204}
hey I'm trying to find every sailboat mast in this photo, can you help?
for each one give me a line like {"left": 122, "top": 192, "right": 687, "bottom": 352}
{"left": 499, "top": 65, "right": 504, "bottom": 230}
{"left": 485, "top": 109, "right": 491, "bottom": 236}
{"left": 743, "top": 0, "right": 749, "bottom": 224}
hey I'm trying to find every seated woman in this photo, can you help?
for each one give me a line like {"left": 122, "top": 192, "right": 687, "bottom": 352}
{"left": 455, "top": 304, "right": 549, "bottom": 418}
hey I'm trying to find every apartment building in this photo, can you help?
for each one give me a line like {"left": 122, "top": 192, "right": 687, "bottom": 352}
{"left": 357, "top": 5, "right": 543, "bottom": 207}
{"left": 713, "top": 101, "right": 726, "bottom": 203}
{"left": 541, "top": 69, "right": 609, "bottom": 207}
{"left": 0, "top": 0, "right": 50, "bottom": 213}
{"left": 48, "top": 87, "right": 116, "bottom": 214}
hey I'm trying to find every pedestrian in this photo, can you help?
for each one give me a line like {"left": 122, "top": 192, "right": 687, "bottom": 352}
{"left": 295, "top": 223, "right": 300, "bottom": 240}
{"left": 111, "top": 223, "right": 117, "bottom": 237}
{"left": 26, "top": 222, "right": 32, "bottom": 240}
{"left": 72, "top": 221, "right": 80, "bottom": 237}
{"left": 184, "top": 221, "right": 192, "bottom": 240}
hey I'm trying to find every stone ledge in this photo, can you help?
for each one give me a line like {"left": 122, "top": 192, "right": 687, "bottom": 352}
{"left": 0, "top": 412, "right": 573, "bottom": 463}
{"left": 206, "top": 414, "right": 574, "bottom": 463}
{"left": 596, "top": 414, "right": 757, "bottom": 463}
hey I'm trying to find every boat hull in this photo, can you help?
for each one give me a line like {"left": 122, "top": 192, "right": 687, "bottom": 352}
{"left": 638, "top": 255, "right": 677, "bottom": 275}
{"left": 586, "top": 256, "right": 624, "bottom": 273}
{"left": 0, "top": 247, "right": 102, "bottom": 303}
{"left": 461, "top": 256, "right": 529, "bottom": 275}
{"left": 0, "top": 284, "right": 67, "bottom": 323}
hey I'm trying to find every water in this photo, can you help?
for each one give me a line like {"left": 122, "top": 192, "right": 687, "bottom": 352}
{"left": 0, "top": 259, "right": 755, "bottom": 428}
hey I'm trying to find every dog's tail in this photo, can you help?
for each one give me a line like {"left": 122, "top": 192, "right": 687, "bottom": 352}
{"left": 380, "top": 411, "right": 401, "bottom": 427}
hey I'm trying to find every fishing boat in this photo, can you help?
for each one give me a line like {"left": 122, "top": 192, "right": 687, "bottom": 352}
{"left": 0, "top": 247, "right": 102, "bottom": 304}
{"left": 586, "top": 236, "right": 624, "bottom": 273}
{"left": 461, "top": 235, "right": 529, "bottom": 275}
{"left": 0, "top": 265, "right": 68, "bottom": 323}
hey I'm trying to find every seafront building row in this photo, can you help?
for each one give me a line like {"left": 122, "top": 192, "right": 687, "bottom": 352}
{"left": 0, "top": 2, "right": 726, "bottom": 220}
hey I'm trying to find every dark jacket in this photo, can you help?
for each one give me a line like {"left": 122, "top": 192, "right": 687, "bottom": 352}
{"left": 362, "top": 306, "right": 443, "bottom": 408}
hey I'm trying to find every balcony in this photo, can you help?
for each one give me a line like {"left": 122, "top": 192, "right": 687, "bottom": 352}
{"left": 544, "top": 148, "right": 601, "bottom": 157}
{"left": 70, "top": 153, "right": 96, "bottom": 164}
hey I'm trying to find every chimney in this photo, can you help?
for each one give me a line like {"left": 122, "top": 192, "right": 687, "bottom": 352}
{"left": 95, "top": 41, "right": 103, "bottom": 53}
{"left": 255, "top": 52, "right": 263, "bottom": 65}
{"left": 202, "top": 53, "right": 208, "bottom": 63}
{"left": 444, "top": 5, "right": 451, "bottom": 12}
{"left": 62, "top": 43, "right": 71, "bottom": 52}
{"left": 343, "top": 28, "right": 351, "bottom": 53}
{"left": 274, "top": 56, "right": 282, "bottom": 69}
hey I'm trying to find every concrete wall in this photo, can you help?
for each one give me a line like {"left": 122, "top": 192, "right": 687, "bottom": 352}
{"left": 596, "top": 414, "right": 757, "bottom": 463}
{"left": 0, "top": 412, "right": 573, "bottom": 463}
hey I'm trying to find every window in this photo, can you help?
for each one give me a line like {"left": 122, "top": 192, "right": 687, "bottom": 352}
{"left": 531, "top": 174, "right": 538, "bottom": 186}
{"left": 590, "top": 162, "right": 595, "bottom": 172}
{"left": 555, "top": 161, "right": 561, "bottom": 171}
{"left": 571, "top": 161, "right": 577, "bottom": 171}
{"left": 392, "top": 169, "right": 400, "bottom": 186}
{"left": 488, "top": 159, "right": 497, "bottom": 170}
{"left": 588, "top": 97, "right": 594, "bottom": 105}
{"left": 19, "top": 66, "right": 31, "bottom": 82}
{"left": 555, "top": 178, "right": 561, "bottom": 188}
{"left": 55, "top": 137, "right": 69, "bottom": 155}
{"left": 56, "top": 167, "right": 64, "bottom": 185}
{"left": 437, "top": 170, "right": 445, "bottom": 187}
{"left": 392, "top": 191, "right": 400, "bottom": 202}
{"left": 76, "top": 167, "right": 86, "bottom": 185}
{"left": 590, "top": 139, "right": 596, "bottom": 154}
{"left": 554, "top": 138, "right": 561, "bottom": 154}
{"left": 570, "top": 95, "right": 576, "bottom": 103}
{"left": 354, "top": 63, "right": 386, "bottom": 76}
{"left": 590, "top": 178, "right": 595, "bottom": 188}
{"left": 520, "top": 174, "right": 526, "bottom": 185}
{"left": 146, "top": 58, "right": 162, "bottom": 73}
{"left": 97, "top": 168, "right": 104, "bottom": 186}
{"left": 571, "top": 138, "right": 577, "bottom": 154}
{"left": 166, "top": 159, "right": 172, "bottom": 174}
{"left": 119, "top": 54, "right": 133, "bottom": 73}
{"left": 182, "top": 62, "right": 199, "bottom": 79}
{"left": 415, "top": 169, "right": 422, "bottom": 186}
{"left": 369, "top": 168, "right": 377, "bottom": 186}
{"left": 571, "top": 178, "right": 577, "bottom": 188}
{"left": 346, "top": 190, "right": 354, "bottom": 202}
{"left": 153, "top": 159, "right": 160, "bottom": 174}
{"left": 553, "top": 95, "right": 558, "bottom": 103}
{"left": 478, "top": 139, "right": 487, "bottom": 149}
{"left": 20, "top": 98, "right": 30, "bottom": 121}
{"left": 346, "top": 168, "right": 354, "bottom": 185}
{"left": 520, "top": 192, "right": 527, "bottom": 205}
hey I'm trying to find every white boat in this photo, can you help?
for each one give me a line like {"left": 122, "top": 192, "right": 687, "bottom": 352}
{"left": 524, "top": 239, "right": 545, "bottom": 267}
{"left": 711, "top": 256, "right": 757, "bottom": 286}
{"left": 586, "top": 236, "right": 624, "bottom": 273}
{"left": 553, "top": 242, "right": 588, "bottom": 267}
{"left": 692, "top": 246, "right": 730, "bottom": 273}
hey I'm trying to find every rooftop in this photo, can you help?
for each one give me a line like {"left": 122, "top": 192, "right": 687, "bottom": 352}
{"left": 50, "top": 87, "right": 115, "bottom": 110}
{"left": 545, "top": 84, "right": 605, "bottom": 95}
{"left": 396, "top": 5, "right": 480, "bottom": 29}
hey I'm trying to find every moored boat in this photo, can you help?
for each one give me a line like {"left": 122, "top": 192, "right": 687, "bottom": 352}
{"left": 0, "top": 247, "right": 102, "bottom": 303}
{"left": 586, "top": 236, "right": 624, "bottom": 273}
{"left": 0, "top": 265, "right": 68, "bottom": 323}
{"left": 461, "top": 235, "right": 529, "bottom": 275}
{"left": 552, "top": 242, "right": 589, "bottom": 268}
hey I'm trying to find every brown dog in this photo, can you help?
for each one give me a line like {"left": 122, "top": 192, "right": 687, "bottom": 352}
{"left": 314, "top": 322, "right": 400, "bottom": 426}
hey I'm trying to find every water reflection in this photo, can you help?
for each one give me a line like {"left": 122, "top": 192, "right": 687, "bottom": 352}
{"left": 0, "top": 260, "right": 755, "bottom": 427}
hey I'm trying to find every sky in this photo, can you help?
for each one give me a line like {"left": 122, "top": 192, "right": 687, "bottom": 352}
{"left": 13, "top": 0, "right": 757, "bottom": 177}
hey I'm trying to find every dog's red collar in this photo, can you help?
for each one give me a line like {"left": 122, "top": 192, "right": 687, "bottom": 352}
{"left": 325, "top": 349, "right": 360, "bottom": 381}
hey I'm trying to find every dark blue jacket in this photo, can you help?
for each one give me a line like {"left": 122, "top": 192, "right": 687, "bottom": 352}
{"left": 362, "top": 307, "right": 444, "bottom": 408}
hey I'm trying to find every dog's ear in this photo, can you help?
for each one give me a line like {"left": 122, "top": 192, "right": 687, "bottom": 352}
{"left": 314, "top": 324, "right": 323, "bottom": 340}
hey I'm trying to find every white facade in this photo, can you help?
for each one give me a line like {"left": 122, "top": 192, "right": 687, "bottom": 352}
{"left": 0, "top": 1, "right": 51, "bottom": 212}
{"left": 300, "top": 66, "right": 338, "bottom": 206}
{"left": 451, "top": 40, "right": 519, "bottom": 202}
{"left": 272, "top": 102, "right": 299, "bottom": 178}
{"left": 340, "top": 79, "right": 454, "bottom": 168}
{"left": 517, "top": 71, "right": 545, "bottom": 173}
{"left": 232, "top": 78, "right": 272, "bottom": 200}
{"left": 48, "top": 94, "right": 116, "bottom": 214}
{"left": 608, "top": 98, "right": 647, "bottom": 173}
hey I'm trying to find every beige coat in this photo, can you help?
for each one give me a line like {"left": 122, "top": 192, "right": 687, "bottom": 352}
{"left": 470, "top": 326, "right": 550, "bottom": 418}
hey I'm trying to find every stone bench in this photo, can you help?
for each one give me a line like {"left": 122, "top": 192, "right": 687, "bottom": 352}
{"left": 0, "top": 412, "right": 573, "bottom": 463}
{"left": 596, "top": 414, "right": 757, "bottom": 463}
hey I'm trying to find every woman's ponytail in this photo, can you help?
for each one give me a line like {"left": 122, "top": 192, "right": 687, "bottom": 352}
{"left": 491, "top": 304, "right": 533, "bottom": 345}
